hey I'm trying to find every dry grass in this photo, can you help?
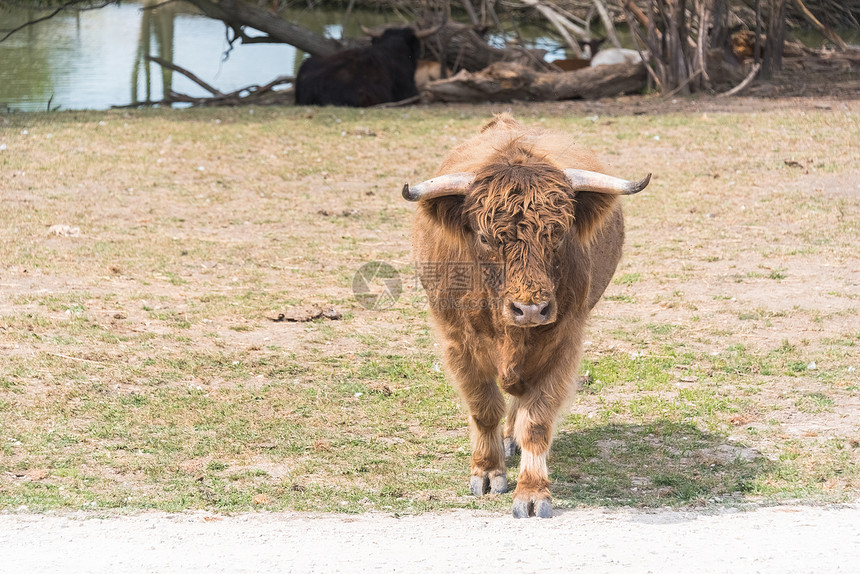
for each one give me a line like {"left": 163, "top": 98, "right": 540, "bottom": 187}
{"left": 0, "top": 98, "right": 858, "bottom": 513}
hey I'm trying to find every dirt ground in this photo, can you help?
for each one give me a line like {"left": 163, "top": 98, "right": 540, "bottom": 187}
{"left": 2, "top": 504, "right": 859, "bottom": 573}
{"left": 745, "top": 51, "right": 860, "bottom": 99}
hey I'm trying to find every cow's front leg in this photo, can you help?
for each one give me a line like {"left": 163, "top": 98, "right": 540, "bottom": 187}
{"left": 464, "top": 379, "right": 508, "bottom": 496}
{"left": 510, "top": 394, "right": 561, "bottom": 518}
{"left": 443, "top": 338, "right": 508, "bottom": 496}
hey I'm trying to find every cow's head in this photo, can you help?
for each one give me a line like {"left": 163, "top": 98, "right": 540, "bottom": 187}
{"left": 361, "top": 26, "right": 439, "bottom": 65}
{"left": 404, "top": 142, "right": 649, "bottom": 327}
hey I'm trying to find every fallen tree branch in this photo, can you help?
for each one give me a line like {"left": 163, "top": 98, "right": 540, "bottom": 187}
{"left": 373, "top": 95, "right": 421, "bottom": 108}
{"left": 121, "top": 58, "right": 294, "bottom": 107}
{"left": 717, "top": 62, "right": 761, "bottom": 97}
{"left": 146, "top": 56, "right": 223, "bottom": 96}
{"left": 792, "top": 0, "right": 848, "bottom": 51}
{"left": 421, "top": 61, "right": 647, "bottom": 103}
{"left": 665, "top": 69, "right": 702, "bottom": 97}
{"left": 162, "top": 82, "right": 295, "bottom": 107}
{"left": 112, "top": 99, "right": 171, "bottom": 108}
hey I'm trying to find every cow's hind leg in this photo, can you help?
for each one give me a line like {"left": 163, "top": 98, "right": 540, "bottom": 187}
{"left": 503, "top": 398, "right": 522, "bottom": 458}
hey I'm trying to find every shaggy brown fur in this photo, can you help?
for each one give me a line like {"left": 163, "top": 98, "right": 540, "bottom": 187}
{"left": 411, "top": 114, "right": 629, "bottom": 518}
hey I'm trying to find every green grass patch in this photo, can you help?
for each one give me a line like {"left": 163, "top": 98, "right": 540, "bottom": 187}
{"left": 1, "top": 105, "right": 858, "bottom": 513}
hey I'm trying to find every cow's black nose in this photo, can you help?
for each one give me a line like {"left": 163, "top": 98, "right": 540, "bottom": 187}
{"left": 508, "top": 300, "right": 554, "bottom": 325}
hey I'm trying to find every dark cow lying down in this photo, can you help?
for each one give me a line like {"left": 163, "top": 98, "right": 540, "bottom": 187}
{"left": 403, "top": 114, "right": 650, "bottom": 518}
{"left": 295, "top": 28, "right": 421, "bottom": 107}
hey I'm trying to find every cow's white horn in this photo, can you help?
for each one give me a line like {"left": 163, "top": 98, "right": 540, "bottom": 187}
{"left": 402, "top": 172, "right": 475, "bottom": 201}
{"left": 564, "top": 169, "right": 651, "bottom": 195}
{"left": 361, "top": 25, "right": 382, "bottom": 38}
{"left": 414, "top": 25, "right": 442, "bottom": 39}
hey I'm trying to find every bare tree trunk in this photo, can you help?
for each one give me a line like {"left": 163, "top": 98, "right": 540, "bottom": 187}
{"left": 182, "top": 0, "right": 344, "bottom": 57}
{"left": 625, "top": 0, "right": 751, "bottom": 95}
{"left": 657, "top": 0, "right": 691, "bottom": 94}
{"left": 692, "top": 0, "right": 710, "bottom": 90}
{"left": 755, "top": 0, "right": 762, "bottom": 66}
{"left": 761, "top": 0, "right": 788, "bottom": 79}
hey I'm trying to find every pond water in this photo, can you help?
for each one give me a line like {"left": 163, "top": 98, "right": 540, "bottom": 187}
{"left": 0, "top": 2, "right": 399, "bottom": 111}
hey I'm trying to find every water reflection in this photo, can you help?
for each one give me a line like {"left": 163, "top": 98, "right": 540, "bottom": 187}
{"left": 131, "top": 0, "right": 176, "bottom": 104}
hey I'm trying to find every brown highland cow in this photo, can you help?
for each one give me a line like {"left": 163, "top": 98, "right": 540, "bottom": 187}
{"left": 402, "top": 114, "right": 650, "bottom": 518}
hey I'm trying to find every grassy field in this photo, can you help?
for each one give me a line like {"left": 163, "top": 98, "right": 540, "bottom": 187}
{"left": 1, "top": 99, "right": 858, "bottom": 514}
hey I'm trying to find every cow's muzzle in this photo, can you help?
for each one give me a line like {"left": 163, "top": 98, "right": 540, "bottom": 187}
{"left": 506, "top": 299, "right": 556, "bottom": 327}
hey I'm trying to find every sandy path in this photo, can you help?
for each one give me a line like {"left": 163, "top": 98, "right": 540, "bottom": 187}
{"left": 2, "top": 505, "right": 858, "bottom": 573}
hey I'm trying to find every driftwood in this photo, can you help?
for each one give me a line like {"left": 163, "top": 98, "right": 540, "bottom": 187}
{"left": 163, "top": 82, "right": 295, "bottom": 107}
{"left": 717, "top": 62, "right": 761, "bottom": 97}
{"left": 113, "top": 57, "right": 294, "bottom": 108}
{"left": 420, "top": 61, "right": 647, "bottom": 103}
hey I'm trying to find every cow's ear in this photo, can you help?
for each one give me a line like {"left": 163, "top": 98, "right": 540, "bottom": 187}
{"left": 418, "top": 195, "right": 469, "bottom": 234}
{"left": 572, "top": 192, "right": 618, "bottom": 244}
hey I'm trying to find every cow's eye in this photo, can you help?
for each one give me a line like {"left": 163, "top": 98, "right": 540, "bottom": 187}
{"left": 478, "top": 234, "right": 490, "bottom": 246}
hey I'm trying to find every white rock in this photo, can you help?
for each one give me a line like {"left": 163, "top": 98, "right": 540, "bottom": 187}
{"left": 48, "top": 224, "right": 81, "bottom": 237}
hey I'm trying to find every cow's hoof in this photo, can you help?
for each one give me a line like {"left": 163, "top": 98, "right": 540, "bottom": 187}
{"left": 470, "top": 475, "right": 489, "bottom": 496}
{"left": 512, "top": 499, "right": 530, "bottom": 518}
{"left": 490, "top": 474, "right": 508, "bottom": 494}
{"left": 512, "top": 497, "right": 553, "bottom": 518}
{"left": 471, "top": 472, "right": 508, "bottom": 496}
{"left": 504, "top": 437, "right": 521, "bottom": 458}
{"left": 534, "top": 499, "right": 553, "bottom": 518}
